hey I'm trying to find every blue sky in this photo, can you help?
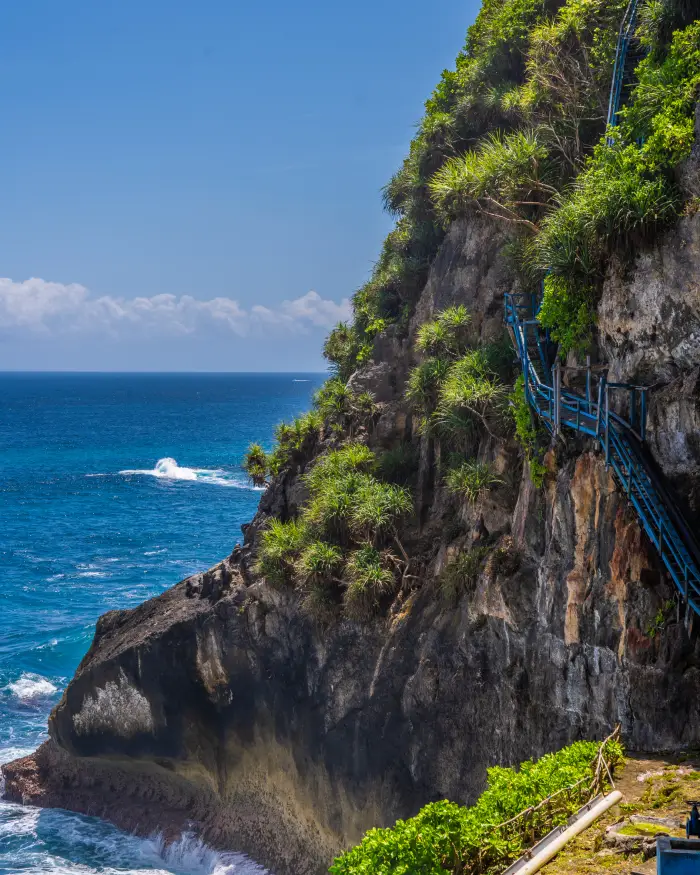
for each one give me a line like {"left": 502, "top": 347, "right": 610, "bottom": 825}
{"left": 0, "top": 0, "right": 479, "bottom": 371}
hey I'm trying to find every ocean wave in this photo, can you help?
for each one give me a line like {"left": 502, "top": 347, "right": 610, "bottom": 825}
{"left": 0, "top": 745, "right": 34, "bottom": 767}
{"left": 0, "top": 801, "right": 269, "bottom": 875}
{"left": 4, "top": 673, "right": 59, "bottom": 700}
{"left": 77, "top": 571, "right": 108, "bottom": 578}
{"left": 118, "top": 458, "right": 263, "bottom": 490}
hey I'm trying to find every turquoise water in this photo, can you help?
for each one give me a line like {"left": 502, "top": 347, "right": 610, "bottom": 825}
{"left": 0, "top": 372, "right": 325, "bottom": 874}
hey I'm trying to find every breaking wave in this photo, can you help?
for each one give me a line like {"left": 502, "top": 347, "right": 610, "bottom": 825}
{"left": 0, "top": 794, "right": 269, "bottom": 874}
{"left": 3, "top": 673, "right": 59, "bottom": 700}
{"left": 117, "top": 458, "right": 263, "bottom": 490}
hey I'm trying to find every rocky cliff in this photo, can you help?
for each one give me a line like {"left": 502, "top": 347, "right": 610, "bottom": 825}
{"left": 5, "top": 194, "right": 700, "bottom": 873}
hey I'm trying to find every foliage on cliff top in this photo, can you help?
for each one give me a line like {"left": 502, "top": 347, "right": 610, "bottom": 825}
{"left": 324, "top": 0, "right": 699, "bottom": 376}
{"left": 536, "top": 16, "right": 700, "bottom": 351}
{"left": 329, "top": 735, "right": 624, "bottom": 875}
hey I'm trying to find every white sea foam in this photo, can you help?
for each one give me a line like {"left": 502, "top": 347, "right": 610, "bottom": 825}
{"left": 4, "top": 673, "right": 58, "bottom": 700}
{"left": 78, "top": 571, "right": 108, "bottom": 578}
{"left": 119, "top": 458, "right": 263, "bottom": 490}
{"left": 0, "top": 745, "right": 34, "bottom": 767}
{"left": 144, "top": 548, "right": 167, "bottom": 556}
{"left": 0, "top": 794, "right": 270, "bottom": 874}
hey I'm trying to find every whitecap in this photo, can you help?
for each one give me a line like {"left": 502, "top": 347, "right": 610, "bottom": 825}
{"left": 0, "top": 745, "right": 34, "bottom": 767}
{"left": 78, "top": 571, "right": 108, "bottom": 578}
{"left": 119, "top": 458, "right": 264, "bottom": 490}
{"left": 4, "top": 673, "right": 59, "bottom": 700}
{"left": 120, "top": 457, "right": 198, "bottom": 481}
{"left": 144, "top": 549, "right": 167, "bottom": 556}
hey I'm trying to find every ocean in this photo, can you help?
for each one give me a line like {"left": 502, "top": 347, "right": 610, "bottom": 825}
{"left": 0, "top": 372, "right": 325, "bottom": 875}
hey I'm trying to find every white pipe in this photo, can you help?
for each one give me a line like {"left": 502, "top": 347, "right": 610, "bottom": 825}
{"left": 504, "top": 790, "right": 623, "bottom": 875}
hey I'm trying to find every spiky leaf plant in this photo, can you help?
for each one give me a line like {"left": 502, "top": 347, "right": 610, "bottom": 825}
{"left": 444, "top": 460, "right": 503, "bottom": 503}
{"left": 242, "top": 443, "right": 269, "bottom": 488}
{"left": 256, "top": 518, "right": 308, "bottom": 585}
{"left": 344, "top": 545, "right": 397, "bottom": 620}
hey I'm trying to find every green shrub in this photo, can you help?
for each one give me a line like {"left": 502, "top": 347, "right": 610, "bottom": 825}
{"left": 242, "top": 443, "right": 269, "bottom": 487}
{"left": 510, "top": 374, "right": 548, "bottom": 487}
{"left": 257, "top": 445, "right": 413, "bottom": 620}
{"left": 268, "top": 409, "right": 323, "bottom": 475}
{"left": 344, "top": 545, "right": 397, "bottom": 619}
{"left": 296, "top": 540, "right": 343, "bottom": 587}
{"left": 330, "top": 736, "right": 624, "bottom": 875}
{"left": 377, "top": 443, "right": 420, "bottom": 485}
{"left": 314, "top": 378, "right": 352, "bottom": 423}
{"left": 304, "top": 443, "right": 376, "bottom": 493}
{"left": 430, "top": 129, "right": 558, "bottom": 228}
{"left": 350, "top": 479, "right": 413, "bottom": 542}
{"left": 432, "top": 350, "right": 508, "bottom": 444}
{"left": 510, "top": 374, "right": 536, "bottom": 452}
{"left": 416, "top": 306, "right": 472, "bottom": 358}
{"left": 256, "top": 518, "right": 309, "bottom": 585}
{"left": 535, "top": 19, "right": 700, "bottom": 353}
{"left": 406, "top": 357, "right": 451, "bottom": 422}
{"left": 444, "top": 460, "right": 502, "bottom": 502}
{"left": 324, "top": 323, "right": 360, "bottom": 382}
{"left": 439, "top": 546, "right": 491, "bottom": 601}
{"left": 350, "top": 391, "right": 379, "bottom": 425}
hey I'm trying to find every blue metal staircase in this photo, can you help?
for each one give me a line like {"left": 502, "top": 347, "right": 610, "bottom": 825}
{"left": 606, "top": 0, "right": 643, "bottom": 141}
{"left": 505, "top": 291, "right": 700, "bottom": 618}
{"left": 502, "top": 0, "right": 700, "bottom": 618}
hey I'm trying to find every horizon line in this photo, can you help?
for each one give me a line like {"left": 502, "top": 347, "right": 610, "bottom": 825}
{"left": 0, "top": 369, "right": 330, "bottom": 375}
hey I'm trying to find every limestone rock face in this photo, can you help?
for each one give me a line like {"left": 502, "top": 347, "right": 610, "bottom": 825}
{"left": 4, "top": 213, "right": 700, "bottom": 875}
{"left": 598, "top": 213, "right": 700, "bottom": 514}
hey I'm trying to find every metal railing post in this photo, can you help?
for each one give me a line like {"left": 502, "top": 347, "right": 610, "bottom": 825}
{"left": 640, "top": 389, "right": 647, "bottom": 442}
{"left": 585, "top": 355, "right": 591, "bottom": 412}
{"left": 605, "top": 384, "right": 610, "bottom": 468}
{"left": 630, "top": 388, "right": 636, "bottom": 431}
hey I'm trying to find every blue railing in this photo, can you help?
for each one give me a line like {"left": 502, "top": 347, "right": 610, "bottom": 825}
{"left": 505, "top": 291, "right": 700, "bottom": 618}
{"left": 606, "top": 0, "right": 641, "bottom": 142}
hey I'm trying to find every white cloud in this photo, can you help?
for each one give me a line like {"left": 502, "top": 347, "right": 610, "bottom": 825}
{"left": 0, "top": 278, "right": 352, "bottom": 338}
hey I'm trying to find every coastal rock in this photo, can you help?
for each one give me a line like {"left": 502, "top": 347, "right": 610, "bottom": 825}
{"left": 4, "top": 452, "right": 700, "bottom": 874}
{"left": 6, "top": 206, "right": 700, "bottom": 875}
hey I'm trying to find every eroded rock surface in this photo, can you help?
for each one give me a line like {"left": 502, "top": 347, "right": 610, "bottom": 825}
{"left": 5, "top": 214, "right": 700, "bottom": 875}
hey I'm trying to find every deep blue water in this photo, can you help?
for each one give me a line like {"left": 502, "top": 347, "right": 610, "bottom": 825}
{"left": 0, "top": 372, "right": 325, "bottom": 875}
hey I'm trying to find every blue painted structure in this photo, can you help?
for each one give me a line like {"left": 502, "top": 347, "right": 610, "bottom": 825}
{"left": 606, "top": 0, "right": 642, "bottom": 141}
{"left": 504, "top": 291, "right": 700, "bottom": 619}
{"left": 503, "top": 0, "right": 700, "bottom": 619}
{"left": 657, "top": 837, "right": 700, "bottom": 874}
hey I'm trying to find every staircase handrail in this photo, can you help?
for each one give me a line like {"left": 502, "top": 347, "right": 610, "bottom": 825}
{"left": 504, "top": 290, "right": 700, "bottom": 618}
{"left": 606, "top": 0, "right": 641, "bottom": 137}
